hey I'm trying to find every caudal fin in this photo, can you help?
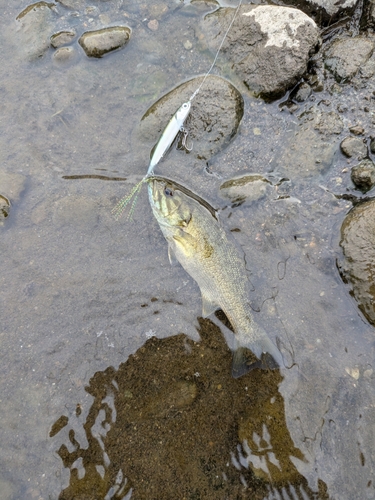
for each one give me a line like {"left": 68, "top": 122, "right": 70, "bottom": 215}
{"left": 232, "top": 347, "right": 260, "bottom": 378}
{"left": 232, "top": 335, "right": 283, "bottom": 379}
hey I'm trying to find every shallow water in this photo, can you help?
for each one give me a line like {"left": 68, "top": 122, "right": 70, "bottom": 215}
{"left": 1, "top": 0, "right": 375, "bottom": 499}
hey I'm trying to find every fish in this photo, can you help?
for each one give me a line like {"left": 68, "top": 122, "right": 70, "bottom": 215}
{"left": 147, "top": 176, "right": 283, "bottom": 377}
{"left": 147, "top": 101, "right": 191, "bottom": 175}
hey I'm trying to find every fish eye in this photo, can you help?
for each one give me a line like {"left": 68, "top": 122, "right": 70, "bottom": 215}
{"left": 182, "top": 103, "right": 189, "bottom": 109}
{"left": 164, "top": 187, "right": 174, "bottom": 197}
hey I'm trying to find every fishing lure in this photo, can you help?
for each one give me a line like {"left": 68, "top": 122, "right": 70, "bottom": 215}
{"left": 147, "top": 101, "right": 191, "bottom": 175}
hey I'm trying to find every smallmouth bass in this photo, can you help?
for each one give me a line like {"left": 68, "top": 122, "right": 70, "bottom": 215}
{"left": 148, "top": 176, "right": 283, "bottom": 377}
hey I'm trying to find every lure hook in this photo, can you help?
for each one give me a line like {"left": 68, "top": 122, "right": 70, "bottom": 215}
{"left": 178, "top": 126, "right": 193, "bottom": 152}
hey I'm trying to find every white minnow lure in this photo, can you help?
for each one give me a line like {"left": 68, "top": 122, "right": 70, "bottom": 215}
{"left": 147, "top": 101, "right": 191, "bottom": 175}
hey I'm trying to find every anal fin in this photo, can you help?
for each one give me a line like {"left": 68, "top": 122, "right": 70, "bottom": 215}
{"left": 201, "top": 291, "right": 220, "bottom": 318}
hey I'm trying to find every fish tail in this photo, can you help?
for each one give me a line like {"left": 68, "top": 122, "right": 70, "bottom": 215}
{"left": 232, "top": 347, "right": 253, "bottom": 378}
{"left": 232, "top": 334, "right": 283, "bottom": 378}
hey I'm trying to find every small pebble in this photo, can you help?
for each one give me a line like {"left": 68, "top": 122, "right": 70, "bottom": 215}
{"left": 148, "top": 19, "right": 159, "bottom": 31}
{"left": 183, "top": 40, "right": 192, "bottom": 50}
{"left": 340, "top": 136, "right": 367, "bottom": 159}
{"left": 349, "top": 125, "right": 364, "bottom": 135}
{"left": 345, "top": 367, "right": 360, "bottom": 380}
{"left": 351, "top": 159, "right": 375, "bottom": 192}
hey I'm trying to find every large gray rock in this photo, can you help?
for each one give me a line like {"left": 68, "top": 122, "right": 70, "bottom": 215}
{"left": 324, "top": 37, "right": 375, "bottom": 82}
{"left": 201, "top": 5, "right": 320, "bottom": 98}
{"left": 136, "top": 75, "right": 244, "bottom": 164}
{"left": 339, "top": 200, "right": 375, "bottom": 326}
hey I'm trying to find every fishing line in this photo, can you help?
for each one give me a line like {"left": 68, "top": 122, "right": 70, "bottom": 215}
{"left": 113, "top": 0, "right": 243, "bottom": 220}
{"left": 189, "top": 0, "right": 243, "bottom": 102}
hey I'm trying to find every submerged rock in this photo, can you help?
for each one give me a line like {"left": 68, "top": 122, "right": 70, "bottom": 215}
{"left": 279, "top": 109, "right": 343, "bottom": 178}
{"left": 290, "top": 82, "right": 312, "bottom": 102}
{"left": 52, "top": 46, "right": 76, "bottom": 64}
{"left": 219, "top": 174, "right": 271, "bottom": 205}
{"left": 324, "top": 37, "right": 375, "bottom": 82}
{"left": 340, "top": 136, "right": 367, "bottom": 159}
{"left": 16, "top": 1, "right": 57, "bottom": 61}
{"left": 56, "top": 0, "right": 85, "bottom": 9}
{"left": 136, "top": 75, "right": 244, "bottom": 163}
{"left": 79, "top": 26, "right": 131, "bottom": 58}
{"left": 0, "top": 195, "right": 10, "bottom": 224}
{"left": 339, "top": 200, "right": 375, "bottom": 326}
{"left": 50, "top": 30, "right": 76, "bottom": 48}
{"left": 351, "top": 160, "right": 375, "bottom": 192}
{"left": 349, "top": 125, "right": 365, "bottom": 136}
{"left": 201, "top": 5, "right": 320, "bottom": 98}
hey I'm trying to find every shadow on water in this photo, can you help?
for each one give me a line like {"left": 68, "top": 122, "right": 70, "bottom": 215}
{"left": 52, "top": 318, "right": 329, "bottom": 500}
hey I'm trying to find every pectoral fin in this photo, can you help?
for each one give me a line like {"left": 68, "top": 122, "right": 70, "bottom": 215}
{"left": 173, "top": 231, "right": 196, "bottom": 250}
{"left": 201, "top": 291, "right": 220, "bottom": 318}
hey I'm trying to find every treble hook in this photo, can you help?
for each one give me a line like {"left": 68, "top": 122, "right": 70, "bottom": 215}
{"left": 177, "top": 126, "right": 193, "bottom": 152}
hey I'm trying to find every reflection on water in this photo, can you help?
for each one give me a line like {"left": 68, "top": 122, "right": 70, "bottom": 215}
{"left": 53, "top": 318, "right": 328, "bottom": 499}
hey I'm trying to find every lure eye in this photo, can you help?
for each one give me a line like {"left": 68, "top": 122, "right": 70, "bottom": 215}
{"left": 165, "top": 187, "right": 174, "bottom": 197}
{"left": 182, "top": 103, "right": 189, "bottom": 109}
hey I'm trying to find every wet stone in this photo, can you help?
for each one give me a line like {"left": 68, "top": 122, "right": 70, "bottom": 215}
{"left": 147, "top": 19, "right": 159, "bottom": 31}
{"left": 351, "top": 159, "right": 375, "bottom": 192}
{"left": 324, "top": 37, "right": 375, "bottom": 82}
{"left": 360, "top": 57, "right": 375, "bottom": 78}
{"left": 79, "top": 26, "right": 131, "bottom": 58}
{"left": 0, "top": 195, "right": 10, "bottom": 224}
{"left": 340, "top": 136, "right": 367, "bottom": 159}
{"left": 201, "top": 5, "right": 320, "bottom": 99}
{"left": 339, "top": 200, "right": 375, "bottom": 326}
{"left": 219, "top": 175, "right": 271, "bottom": 206}
{"left": 279, "top": 108, "right": 343, "bottom": 178}
{"left": 314, "top": 110, "right": 343, "bottom": 135}
{"left": 16, "top": 1, "right": 57, "bottom": 61}
{"left": 146, "top": 3, "right": 169, "bottom": 20}
{"left": 349, "top": 125, "right": 364, "bottom": 135}
{"left": 291, "top": 82, "right": 312, "bottom": 102}
{"left": 136, "top": 75, "right": 244, "bottom": 163}
{"left": 52, "top": 46, "right": 75, "bottom": 63}
{"left": 56, "top": 0, "right": 85, "bottom": 9}
{"left": 51, "top": 30, "right": 76, "bottom": 48}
